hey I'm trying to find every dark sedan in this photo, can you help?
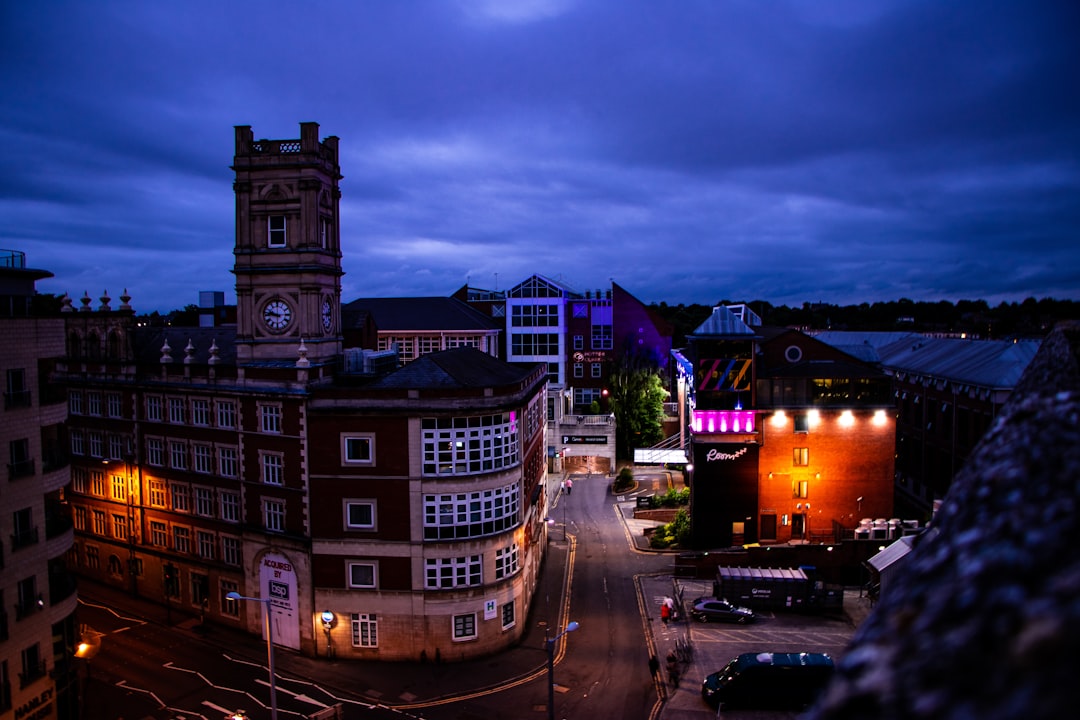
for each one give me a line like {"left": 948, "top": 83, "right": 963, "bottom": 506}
{"left": 690, "top": 597, "right": 756, "bottom": 624}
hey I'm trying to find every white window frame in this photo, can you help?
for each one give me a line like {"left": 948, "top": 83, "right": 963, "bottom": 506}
{"left": 425, "top": 556, "right": 482, "bottom": 589}
{"left": 342, "top": 434, "right": 375, "bottom": 465}
{"left": 351, "top": 613, "right": 378, "bottom": 648}
{"left": 347, "top": 561, "right": 377, "bottom": 589}
{"left": 193, "top": 443, "right": 213, "bottom": 474}
{"left": 452, "top": 613, "right": 477, "bottom": 641}
{"left": 268, "top": 215, "right": 287, "bottom": 247}
{"left": 495, "top": 543, "right": 519, "bottom": 580}
{"left": 216, "top": 400, "right": 237, "bottom": 429}
{"left": 173, "top": 526, "right": 191, "bottom": 554}
{"left": 197, "top": 530, "right": 215, "bottom": 559}
{"left": 222, "top": 536, "right": 241, "bottom": 566}
{"left": 220, "top": 492, "right": 241, "bottom": 523}
{"left": 171, "top": 483, "right": 190, "bottom": 513}
{"left": 191, "top": 398, "right": 210, "bottom": 426}
{"left": 344, "top": 500, "right": 376, "bottom": 530}
{"left": 501, "top": 601, "right": 516, "bottom": 630}
{"left": 218, "top": 446, "right": 238, "bottom": 478}
{"left": 106, "top": 392, "right": 122, "bottom": 418}
{"left": 170, "top": 440, "right": 187, "bottom": 470}
{"left": 260, "top": 403, "right": 282, "bottom": 434}
{"left": 146, "top": 437, "right": 164, "bottom": 466}
{"left": 264, "top": 499, "right": 285, "bottom": 532}
{"left": 146, "top": 395, "right": 162, "bottom": 421}
{"left": 261, "top": 452, "right": 284, "bottom": 485}
{"left": 194, "top": 487, "right": 214, "bottom": 517}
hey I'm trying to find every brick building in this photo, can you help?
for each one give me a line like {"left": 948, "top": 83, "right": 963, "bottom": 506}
{"left": 58, "top": 123, "right": 550, "bottom": 661}
{"left": 1, "top": 251, "right": 78, "bottom": 720}
{"left": 674, "top": 306, "right": 895, "bottom": 548}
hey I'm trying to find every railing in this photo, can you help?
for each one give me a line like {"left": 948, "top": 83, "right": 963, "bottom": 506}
{"left": 42, "top": 451, "right": 70, "bottom": 473}
{"left": 8, "top": 459, "right": 34, "bottom": 480}
{"left": 3, "top": 389, "right": 31, "bottom": 409}
{"left": 49, "top": 573, "right": 78, "bottom": 605}
{"left": 15, "top": 595, "right": 44, "bottom": 621}
{"left": 563, "top": 414, "right": 615, "bottom": 426}
{"left": 18, "top": 660, "right": 47, "bottom": 689}
{"left": 45, "top": 510, "right": 72, "bottom": 539}
{"left": 11, "top": 527, "right": 39, "bottom": 550}
{"left": 0, "top": 249, "right": 26, "bottom": 268}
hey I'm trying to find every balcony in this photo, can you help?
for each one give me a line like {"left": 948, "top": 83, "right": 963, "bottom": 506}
{"left": 44, "top": 523, "right": 74, "bottom": 559}
{"left": 15, "top": 595, "right": 44, "bottom": 621}
{"left": 8, "top": 458, "right": 35, "bottom": 481}
{"left": 11, "top": 526, "right": 39, "bottom": 551}
{"left": 18, "top": 660, "right": 47, "bottom": 689}
{"left": 49, "top": 571, "right": 78, "bottom": 605}
{"left": 3, "top": 388, "right": 31, "bottom": 409}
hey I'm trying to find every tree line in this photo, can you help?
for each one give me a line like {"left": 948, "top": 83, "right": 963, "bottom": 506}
{"left": 651, "top": 296, "right": 1080, "bottom": 347}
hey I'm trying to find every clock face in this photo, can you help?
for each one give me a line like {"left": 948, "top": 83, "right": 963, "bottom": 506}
{"left": 321, "top": 297, "right": 333, "bottom": 333}
{"left": 262, "top": 298, "right": 292, "bottom": 332}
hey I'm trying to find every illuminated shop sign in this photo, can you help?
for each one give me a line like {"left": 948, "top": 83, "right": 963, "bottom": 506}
{"left": 691, "top": 410, "right": 755, "bottom": 433}
{"left": 562, "top": 435, "right": 607, "bottom": 444}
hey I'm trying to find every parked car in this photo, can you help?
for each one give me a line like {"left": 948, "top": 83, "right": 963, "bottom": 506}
{"left": 690, "top": 597, "right": 756, "bottom": 624}
{"left": 701, "top": 652, "right": 835, "bottom": 710}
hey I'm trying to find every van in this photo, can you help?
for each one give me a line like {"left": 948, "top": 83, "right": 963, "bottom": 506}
{"left": 701, "top": 652, "right": 834, "bottom": 710}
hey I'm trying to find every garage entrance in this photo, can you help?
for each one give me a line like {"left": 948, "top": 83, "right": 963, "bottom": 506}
{"left": 563, "top": 455, "right": 611, "bottom": 474}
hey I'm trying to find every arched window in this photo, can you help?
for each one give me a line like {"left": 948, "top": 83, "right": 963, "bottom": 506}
{"left": 67, "top": 331, "right": 82, "bottom": 358}
{"left": 107, "top": 329, "right": 124, "bottom": 359}
{"left": 86, "top": 331, "right": 101, "bottom": 360}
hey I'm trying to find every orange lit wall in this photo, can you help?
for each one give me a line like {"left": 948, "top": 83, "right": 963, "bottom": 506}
{"left": 757, "top": 409, "right": 895, "bottom": 544}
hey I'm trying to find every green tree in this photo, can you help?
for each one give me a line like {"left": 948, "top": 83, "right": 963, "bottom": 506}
{"left": 609, "top": 360, "right": 666, "bottom": 459}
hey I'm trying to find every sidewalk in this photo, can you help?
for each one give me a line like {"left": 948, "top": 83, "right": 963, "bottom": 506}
{"left": 81, "top": 538, "right": 574, "bottom": 717}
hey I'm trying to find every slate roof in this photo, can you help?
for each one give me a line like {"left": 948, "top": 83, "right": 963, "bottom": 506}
{"left": 811, "top": 331, "right": 1041, "bottom": 389}
{"left": 876, "top": 336, "right": 1041, "bottom": 389}
{"left": 368, "top": 346, "right": 541, "bottom": 390}
{"left": 687, "top": 305, "right": 758, "bottom": 338}
{"left": 342, "top": 296, "right": 500, "bottom": 331}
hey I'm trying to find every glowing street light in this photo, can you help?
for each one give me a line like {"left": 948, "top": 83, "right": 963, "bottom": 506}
{"left": 546, "top": 620, "right": 579, "bottom": 720}
{"left": 226, "top": 592, "right": 278, "bottom": 720}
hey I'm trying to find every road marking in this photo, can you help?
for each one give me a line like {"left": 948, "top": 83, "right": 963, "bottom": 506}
{"left": 255, "top": 679, "right": 329, "bottom": 708}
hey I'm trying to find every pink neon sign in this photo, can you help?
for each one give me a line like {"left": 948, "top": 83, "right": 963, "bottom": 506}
{"left": 691, "top": 410, "right": 755, "bottom": 434}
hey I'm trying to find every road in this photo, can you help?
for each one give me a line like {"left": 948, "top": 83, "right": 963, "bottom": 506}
{"left": 76, "top": 470, "right": 680, "bottom": 720}
{"left": 410, "top": 470, "right": 672, "bottom": 720}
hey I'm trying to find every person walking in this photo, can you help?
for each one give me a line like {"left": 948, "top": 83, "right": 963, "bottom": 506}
{"left": 660, "top": 600, "right": 671, "bottom": 625}
{"left": 566, "top": 478, "right": 573, "bottom": 495}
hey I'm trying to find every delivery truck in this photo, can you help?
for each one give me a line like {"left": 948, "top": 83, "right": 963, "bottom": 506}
{"left": 712, "top": 566, "right": 843, "bottom": 612}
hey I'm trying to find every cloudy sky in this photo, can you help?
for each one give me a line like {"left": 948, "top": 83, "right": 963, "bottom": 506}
{"left": 3, "top": 1, "right": 1077, "bottom": 314}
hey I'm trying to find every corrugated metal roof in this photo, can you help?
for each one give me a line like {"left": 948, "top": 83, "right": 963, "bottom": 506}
{"left": 688, "top": 305, "right": 757, "bottom": 338}
{"left": 811, "top": 331, "right": 1041, "bottom": 388}
{"left": 878, "top": 337, "right": 1041, "bottom": 388}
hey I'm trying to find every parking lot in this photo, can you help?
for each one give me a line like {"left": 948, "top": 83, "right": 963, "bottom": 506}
{"left": 645, "top": 576, "right": 860, "bottom": 719}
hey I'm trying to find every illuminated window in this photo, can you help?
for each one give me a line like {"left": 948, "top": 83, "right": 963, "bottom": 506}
{"left": 793, "top": 447, "right": 809, "bottom": 466}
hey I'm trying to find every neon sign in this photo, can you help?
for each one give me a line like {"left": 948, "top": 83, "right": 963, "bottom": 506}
{"left": 691, "top": 410, "right": 756, "bottom": 434}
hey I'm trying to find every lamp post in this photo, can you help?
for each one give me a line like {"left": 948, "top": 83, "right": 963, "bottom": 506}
{"left": 320, "top": 611, "right": 335, "bottom": 658}
{"left": 226, "top": 591, "right": 278, "bottom": 720}
{"left": 545, "top": 620, "right": 579, "bottom": 720}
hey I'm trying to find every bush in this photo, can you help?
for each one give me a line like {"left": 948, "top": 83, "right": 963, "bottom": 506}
{"left": 649, "top": 508, "right": 691, "bottom": 549}
{"left": 612, "top": 467, "right": 635, "bottom": 492}
{"left": 649, "top": 488, "right": 690, "bottom": 508}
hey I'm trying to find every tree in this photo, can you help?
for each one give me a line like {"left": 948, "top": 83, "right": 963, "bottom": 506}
{"left": 609, "top": 359, "right": 666, "bottom": 460}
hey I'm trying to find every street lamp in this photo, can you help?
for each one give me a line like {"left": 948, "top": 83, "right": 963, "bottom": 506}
{"left": 320, "top": 611, "right": 335, "bottom": 658}
{"left": 226, "top": 592, "right": 278, "bottom": 720}
{"left": 546, "top": 620, "right": 579, "bottom": 720}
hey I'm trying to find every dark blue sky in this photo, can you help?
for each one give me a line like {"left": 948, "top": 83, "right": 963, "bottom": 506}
{"left": 3, "top": 1, "right": 1078, "bottom": 313}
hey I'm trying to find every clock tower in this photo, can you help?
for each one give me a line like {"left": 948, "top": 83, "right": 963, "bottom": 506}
{"left": 232, "top": 122, "right": 343, "bottom": 365}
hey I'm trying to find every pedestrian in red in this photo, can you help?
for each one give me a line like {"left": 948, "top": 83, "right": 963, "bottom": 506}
{"left": 660, "top": 601, "right": 670, "bottom": 625}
